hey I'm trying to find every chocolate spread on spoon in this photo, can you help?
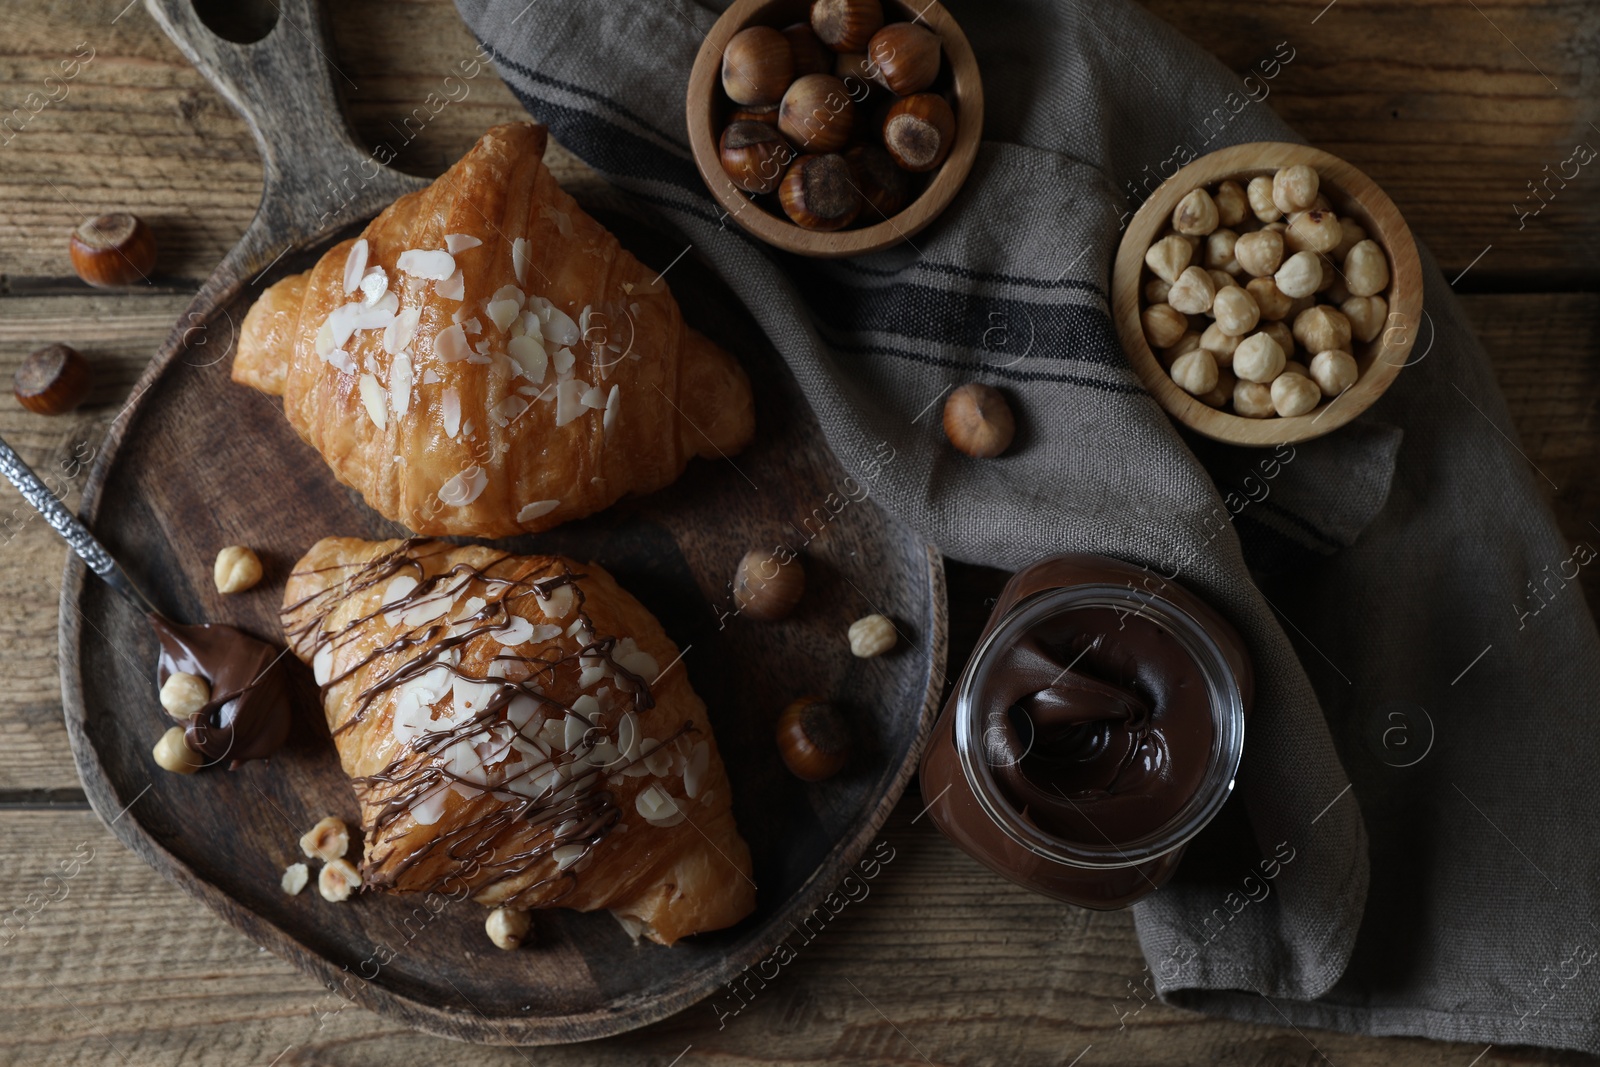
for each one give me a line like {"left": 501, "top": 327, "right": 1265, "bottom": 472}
{"left": 150, "top": 615, "right": 291, "bottom": 768}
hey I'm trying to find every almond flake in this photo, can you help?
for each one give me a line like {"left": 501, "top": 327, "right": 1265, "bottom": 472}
{"left": 517, "top": 499, "right": 559, "bottom": 523}
{"left": 438, "top": 465, "right": 487, "bottom": 507}
{"left": 315, "top": 320, "right": 336, "bottom": 357}
{"left": 436, "top": 323, "right": 470, "bottom": 362}
{"left": 492, "top": 283, "right": 526, "bottom": 308}
{"left": 384, "top": 307, "right": 421, "bottom": 355}
{"left": 444, "top": 233, "right": 482, "bottom": 254}
{"left": 552, "top": 346, "right": 575, "bottom": 375}
{"left": 554, "top": 380, "right": 586, "bottom": 427}
{"left": 603, "top": 385, "right": 620, "bottom": 437}
{"left": 492, "top": 395, "right": 529, "bottom": 426}
{"left": 390, "top": 353, "right": 413, "bottom": 417}
{"left": 359, "top": 374, "right": 387, "bottom": 430}
{"left": 343, "top": 239, "right": 369, "bottom": 294}
{"left": 437, "top": 269, "right": 465, "bottom": 301}
{"left": 513, "top": 238, "right": 530, "bottom": 284}
{"left": 397, "top": 248, "right": 456, "bottom": 281}
{"left": 508, "top": 334, "right": 547, "bottom": 383}
{"left": 421, "top": 369, "right": 441, "bottom": 384}
{"left": 542, "top": 305, "right": 580, "bottom": 347}
{"left": 322, "top": 348, "right": 355, "bottom": 375}
{"left": 486, "top": 299, "right": 521, "bottom": 332}
{"left": 580, "top": 385, "right": 606, "bottom": 409}
{"left": 442, "top": 387, "right": 461, "bottom": 438}
{"left": 358, "top": 266, "right": 388, "bottom": 307}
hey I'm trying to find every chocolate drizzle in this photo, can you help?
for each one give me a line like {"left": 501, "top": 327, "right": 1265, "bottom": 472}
{"left": 282, "top": 539, "right": 695, "bottom": 907}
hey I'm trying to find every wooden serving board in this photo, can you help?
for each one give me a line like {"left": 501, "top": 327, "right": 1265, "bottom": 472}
{"left": 56, "top": 0, "right": 946, "bottom": 1046}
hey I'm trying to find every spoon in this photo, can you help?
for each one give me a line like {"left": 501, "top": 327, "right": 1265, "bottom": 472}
{"left": 0, "top": 433, "right": 291, "bottom": 768}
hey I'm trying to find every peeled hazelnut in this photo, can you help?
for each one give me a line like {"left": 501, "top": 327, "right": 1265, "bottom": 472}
{"left": 1207, "top": 269, "right": 1235, "bottom": 292}
{"left": 1234, "top": 230, "right": 1284, "bottom": 277}
{"left": 868, "top": 22, "right": 940, "bottom": 95}
{"left": 779, "top": 153, "right": 862, "bottom": 230}
{"left": 779, "top": 74, "right": 856, "bottom": 153}
{"left": 1172, "top": 188, "right": 1219, "bottom": 236}
{"left": 152, "top": 726, "right": 202, "bottom": 774}
{"left": 943, "top": 383, "right": 1014, "bottom": 458}
{"left": 13, "top": 343, "right": 92, "bottom": 415}
{"left": 318, "top": 858, "right": 362, "bottom": 902}
{"left": 1143, "top": 277, "right": 1172, "bottom": 305}
{"left": 882, "top": 92, "right": 955, "bottom": 173}
{"left": 299, "top": 816, "right": 350, "bottom": 862}
{"left": 281, "top": 862, "right": 309, "bottom": 896}
{"left": 70, "top": 212, "right": 156, "bottom": 287}
{"left": 1344, "top": 239, "right": 1390, "bottom": 297}
{"left": 1213, "top": 180, "right": 1249, "bottom": 227}
{"left": 160, "top": 671, "right": 211, "bottom": 720}
{"left": 810, "top": 0, "right": 884, "bottom": 52}
{"left": 1245, "top": 277, "right": 1293, "bottom": 322}
{"left": 1260, "top": 320, "right": 1295, "bottom": 359}
{"left": 1203, "top": 229, "right": 1239, "bottom": 273}
{"left": 1271, "top": 372, "right": 1321, "bottom": 417}
{"left": 1144, "top": 234, "right": 1192, "bottom": 284}
{"left": 1333, "top": 218, "right": 1368, "bottom": 261}
{"left": 1247, "top": 176, "right": 1282, "bottom": 223}
{"left": 1309, "top": 350, "right": 1360, "bottom": 397}
{"left": 486, "top": 906, "right": 532, "bottom": 950}
{"left": 1342, "top": 295, "right": 1388, "bottom": 343}
{"left": 1285, "top": 209, "right": 1342, "bottom": 255}
{"left": 1234, "top": 380, "right": 1275, "bottom": 418}
{"left": 719, "top": 121, "right": 795, "bottom": 194}
{"left": 845, "top": 143, "right": 912, "bottom": 218}
{"left": 848, "top": 614, "right": 897, "bottom": 658}
{"left": 1325, "top": 274, "right": 1352, "bottom": 305}
{"left": 1201, "top": 366, "right": 1237, "bottom": 409}
{"left": 783, "top": 22, "right": 832, "bottom": 77}
{"left": 734, "top": 549, "right": 806, "bottom": 621}
{"left": 1233, "top": 332, "right": 1286, "bottom": 384}
{"left": 213, "top": 544, "right": 264, "bottom": 594}
{"left": 722, "top": 26, "right": 794, "bottom": 107}
{"left": 1199, "top": 321, "right": 1242, "bottom": 365}
{"left": 777, "top": 697, "right": 849, "bottom": 781}
{"left": 1159, "top": 331, "right": 1202, "bottom": 366}
{"left": 1272, "top": 164, "right": 1320, "bottom": 215}
{"left": 1142, "top": 303, "right": 1188, "bottom": 349}
{"left": 1170, "top": 349, "right": 1219, "bottom": 396}
{"left": 1274, "top": 251, "right": 1323, "bottom": 299}
{"left": 1292, "top": 306, "right": 1352, "bottom": 356}
{"left": 1212, "top": 286, "right": 1261, "bottom": 337}
{"left": 1166, "top": 266, "right": 1216, "bottom": 315}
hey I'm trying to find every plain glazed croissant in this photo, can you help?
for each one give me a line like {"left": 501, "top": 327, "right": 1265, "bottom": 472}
{"left": 281, "top": 536, "right": 756, "bottom": 946}
{"left": 235, "top": 123, "right": 754, "bottom": 538}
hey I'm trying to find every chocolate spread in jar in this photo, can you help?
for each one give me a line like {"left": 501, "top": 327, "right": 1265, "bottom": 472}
{"left": 151, "top": 615, "right": 291, "bottom": 767}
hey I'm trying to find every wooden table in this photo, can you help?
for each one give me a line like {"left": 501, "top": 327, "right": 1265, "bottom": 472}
{"left": 2, "top": 1, "right": 1596, "bottom": 1063}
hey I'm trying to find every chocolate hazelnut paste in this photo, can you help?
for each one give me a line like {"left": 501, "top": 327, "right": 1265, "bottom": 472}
{"left": 150, "top": 615, "right": 291, "bottom": 767}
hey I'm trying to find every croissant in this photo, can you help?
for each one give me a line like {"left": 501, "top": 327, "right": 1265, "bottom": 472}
{"left": 235, "top": 123, "right": 754, "bottom": 538}
{"left": 281, "top": 536, "right": 756, "bottom": 946}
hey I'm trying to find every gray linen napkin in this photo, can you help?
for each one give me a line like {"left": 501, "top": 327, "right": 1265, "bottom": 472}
{"left": 453, "top": 0, "right": 1600, "bottom": 1053}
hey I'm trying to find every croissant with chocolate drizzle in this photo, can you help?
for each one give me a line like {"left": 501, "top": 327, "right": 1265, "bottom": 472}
{"left": 281, "top": 536, "right": 756, "bottom": 946}
{"left": 234, "top": 122, "right": 754, "bottom": 537}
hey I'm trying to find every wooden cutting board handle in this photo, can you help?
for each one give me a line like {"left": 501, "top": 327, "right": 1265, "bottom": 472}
{"left": 142, "top": 0, "right": 426, "bottom": 305}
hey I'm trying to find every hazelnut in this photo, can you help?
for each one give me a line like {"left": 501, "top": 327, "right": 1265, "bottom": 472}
{"left": 1203, "top": 229, "right": 1239, "bottom": 273}
{"left": 1172, "top": 188, "right": 1219, "bottom": 236}
{"left": 783, "top": 22, "right": 832, "bottom": 77}
{"left": 1207, "top": 269, "right": 1236, "bottom": 292}
{"left": 1169, "top": 349, "right": 1219, "bottom": 396}
{"left": 733, "top": 549, "right": 806, "bottom": 621}
{"left": 1260, "top": 320, "right": 1295, "bottom": 359}
{"left": 810, "top": 0, "right": 884, "bottom": 52}
{"left": 1342, "top": 295, "right": 1388, "bottom": 343}
{"left": 160, "top": 671, "right": 211, "bottom": 720}
{"left": 1292, "top": 306, "right": 1352, "bottom": 356}
{"left": 1245, "top": 277, "right": 1293, "bottom": 322}
{"left": 779, "top": 74, "right": 856, "bottom": 153}
{"left": 722, "top": 26, "right": 794, "bottom": 107}
{"left": 299, "top": 816, "right": 350, "bottom": 862}
{"left": 486, "top": 906, "right": 532, "bottom": 950}
{"left": 1159, "top": 332, "right": 1202, "bottom": 366}
{"left": 69, "top": 212, "right": 157, "bottom": 287}
{"left": 1274, "top": 251, "right": 1323, "bottom": 299}
{"left": 845, "top": 143, "right": 913, "bottom": 218}
{"left": 1271, "top": 164, "right": 1320, "bottom": 215}
{"left": 1283, "top": 360, "right": 1311, "bottom": 380}
{"left": 779, "top": 153, "right": 862, "bottom": 230}
{"left": 1166, "top": 266, "right": 1216, "bottom": 315}
{"left": 1309, "top": 350, "right": 1359, "bottom": 398}
{"left": 13, "top": 343, "right": 92, "bottom": 415}
{"left": 1141, "top": 303, "right": 1188, "bottom": 349}
{"left": 868, "top": 22, "right": 941, "bottom": 95}
{"left": 1144, "top": 234, "right": 1192, "bottom": 284}
{"left": 1233, "top": 379, "right": 1275, "bottom": 418}
{"left": 1333, "top": 218, "right": 1368, "bottom": 261}
{"left": 1247, "top": 176, "right": 1283, "bottom": 223}
{"left": 777, "top": 697, "right": 849, "bottom": 781}
{"left": 281, "top": 863, "right": 309, "bottom": 896}
{"left": 728, "top": 104, "right": 780, "bottom": 126}
{"left": 847, "top": 614, "right": 897, "bottom": 658}
{"left": 1213, "top": 180, "right": 1249, "bottom": 227}
{"left": 1271, "top": 372, "right": 1321, "bottom": 417}
{"left": 882, "top": 93, "right": 955, "bottom": 173}
{"left": 1199, "top": 321, "right": 1242, "bottom": 365}
{"left": 1233, "top": 332, "right": 1286, "bottom": 384}
{"left": 1143, "top": 277, "right": 1172, "bottom": 305}
{"left": 1285, "top": 209, "right": 1341, "bottom": 255}
{"left": 318, "top": 858, "right": 362, "bottom": 902}
{"left": 1212, "top": 286, "right": 1261, "bottom": 337}
{"left": 719, "top": 121, "right": 795, "bottom": 194}
{"left": 152, "top": 726, "right": 202, "bottom": 774}
{"left": 1234, "top": 230, "right": 1284, "bottom": 277}
{"left": 834, "top": 52, "right": 884, "bottom": 89}
{"left": 943, "top": 383, "right": 1014, "bottom": 458}
{"left": 1201, "top": 366, "right": 1237, "bottom": 409}
{"left": 1344, "top": 239, "right": 1390, "bottom": 297}
{"left": 213, "top": 544, "right": 264, "bottom": 594}
{"left": 1325, "top": 274, "right": 1352, "bottom": 305}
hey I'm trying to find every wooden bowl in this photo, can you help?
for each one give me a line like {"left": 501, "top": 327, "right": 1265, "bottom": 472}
{"left": 687, "top": 0, "right": 983, "bottom": 258}
{"left": 1112, "top": 142, "right": 1423, "bottom": 446}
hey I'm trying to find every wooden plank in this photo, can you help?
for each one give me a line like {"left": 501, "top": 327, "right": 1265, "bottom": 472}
{"left": 0, "top": 0, "right": 1593, "bottom": 282}
{"left": 0, "top": 803, "right": 1536, "bottom": 1065}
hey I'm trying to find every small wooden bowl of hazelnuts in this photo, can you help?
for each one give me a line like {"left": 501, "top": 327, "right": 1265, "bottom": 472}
{"left": 1112, "top": 142, "right": 1423, "bottom": 447}
{"left": 687, "top": 0, "right": 983, "bottom": 257}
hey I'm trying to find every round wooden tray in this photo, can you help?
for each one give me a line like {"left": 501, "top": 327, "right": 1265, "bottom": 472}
{"left": 1111, "top": 142, "right": 1423, "bottom": 447}
{"left": 57, "top": 0, "right": 946, "bottom": 1045}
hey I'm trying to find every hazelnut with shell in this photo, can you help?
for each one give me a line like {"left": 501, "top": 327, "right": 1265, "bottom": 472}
{"left": 810, "top": 0, "right": 885, "bottom": 52}
{"left": 779, "top": 74, "right": 856, "bottom": 153}
{"left": 943, "top": 383, "right": 1015, "bottom": 458}
{"left": 734, "top": 548, "right": 806, "bottom": 621}
{"left": 882, "top": 93, "right": 955, "bottom": 173}
{"left": 868, "top": 23, "right": 941, "bottom": 95}
{"left": 722, "top": 26, "right": 794, "bottom": 107}
{"left": 719, "top": 121, "right": 795, "bottom": 194}
{"left": 779, "top": 153, "right": 862, "bottom": 230}
{"left": 777, "top": 697, "right": 850, "bottom": 781}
